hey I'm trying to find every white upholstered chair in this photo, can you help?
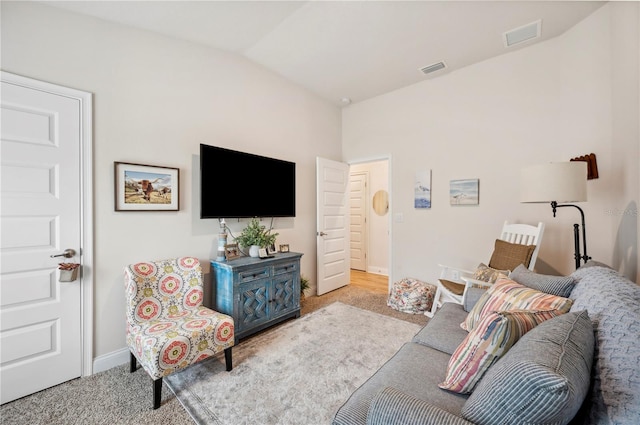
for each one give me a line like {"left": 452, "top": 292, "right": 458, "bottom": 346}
{"left": 124, "top": 257, "right": 235, "bottom": 409}
{"left": 426, "top": 221, "right": 545, "bottom": 318}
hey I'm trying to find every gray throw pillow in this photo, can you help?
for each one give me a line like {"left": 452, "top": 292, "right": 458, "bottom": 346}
{"left": 510, "top": 264, "right": 576, "bottom": 297}
{"left": 461, "top": 310, "right": 594, "bottom": 425}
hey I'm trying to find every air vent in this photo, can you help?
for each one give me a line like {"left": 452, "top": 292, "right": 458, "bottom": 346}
{"left": 420, "top": 61, "right": 446, "bottom": 75}
{"left": 503, "top": 19, "right": 542, "bottom": 47}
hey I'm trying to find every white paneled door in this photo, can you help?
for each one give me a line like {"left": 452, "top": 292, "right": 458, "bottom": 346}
{"left": 316, "top": 157, "right": 350, "bottom": 295}
{"left": 1, "top": 72, "right": 92, "bottom": 404}
{"left": 349, "top": 172, "right": 367, "bottom": 271}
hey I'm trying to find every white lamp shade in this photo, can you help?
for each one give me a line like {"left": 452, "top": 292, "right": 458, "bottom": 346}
{"left": 521, "top": 162, "right": 587, "bottom": 203}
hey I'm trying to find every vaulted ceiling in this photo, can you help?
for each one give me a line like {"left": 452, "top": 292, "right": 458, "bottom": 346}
{"left": 49, "top": 1, "right": 607, "bottom": 105}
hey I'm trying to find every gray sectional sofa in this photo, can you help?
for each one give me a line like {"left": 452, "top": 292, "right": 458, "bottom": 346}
{"left": 333, "top": 261, "right": 640, "bottom": 425}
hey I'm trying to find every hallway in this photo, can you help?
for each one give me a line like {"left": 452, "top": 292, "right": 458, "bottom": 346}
{"left": 349, "top": 269, "right": 389, "bottom": 294}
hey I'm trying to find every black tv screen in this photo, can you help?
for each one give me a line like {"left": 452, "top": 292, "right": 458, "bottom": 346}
{"left": 200, "top": 144, "right": 296, "bottom": 218}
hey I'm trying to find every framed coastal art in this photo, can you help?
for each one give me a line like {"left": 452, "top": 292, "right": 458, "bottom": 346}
{"left": 415, "top": 170, "right": 432, "bottom": 209}
{"left": 114, "top": 162, "right": 179, "bottom": 211}
{"left": 450, "top": 179, "right": 479, "bottom": 205}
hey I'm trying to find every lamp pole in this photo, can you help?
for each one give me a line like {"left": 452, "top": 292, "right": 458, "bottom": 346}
{"left": 550, "top": 201, "right": 590, "bottom": 269}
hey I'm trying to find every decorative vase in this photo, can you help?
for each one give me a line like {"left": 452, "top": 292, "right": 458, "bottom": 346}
{"left": 216, "top": 232, "right": 227, "bottom": 262}
{"left": 249, "top": 245, "right": 260, "bottom": 258}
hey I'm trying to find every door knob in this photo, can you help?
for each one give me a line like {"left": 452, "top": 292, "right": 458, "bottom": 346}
{"left": 318, "top": 231, "right": 327, "bottom": 236}
{"left": 50, "top": 249, "right": 76, "bottom": 259}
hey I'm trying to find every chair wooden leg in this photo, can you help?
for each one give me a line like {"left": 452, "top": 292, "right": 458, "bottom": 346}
{"left": 224, "top": 347, "right": 233, "bottom": 371}
{"left": 129, "top": 351, "right": 137, "bottom": 373}
{"left": 153, "top": 377, "right": 162, "bottom": 409}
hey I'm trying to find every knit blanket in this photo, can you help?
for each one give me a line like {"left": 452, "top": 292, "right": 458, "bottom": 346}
{"left": 569, "top": 264, "right": 640, "bottom": 425}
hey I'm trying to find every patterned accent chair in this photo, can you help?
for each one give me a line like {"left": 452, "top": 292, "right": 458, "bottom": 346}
{"left": 124, "top": 257, "right": 234, "bottom": 409}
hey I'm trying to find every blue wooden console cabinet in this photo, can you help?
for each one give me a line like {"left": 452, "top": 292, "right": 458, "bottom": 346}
{"left": 210, "top": 252, "right": 302, "bottom": 343}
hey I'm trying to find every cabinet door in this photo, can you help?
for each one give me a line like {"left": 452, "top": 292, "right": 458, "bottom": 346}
{"left": 272, "top": 273, "right": 299, "bottom": 317}
{"left": 237, "top": 279, "right": 271, "bottom": 331}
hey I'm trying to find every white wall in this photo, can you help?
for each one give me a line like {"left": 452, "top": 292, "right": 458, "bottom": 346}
{"left": 1, "top": 2, "right": 342, "bottom": 362}
{"left": 610, "top": 2, "right": 640, "bottom": 282}
{"left": 343, "top": 3, "right": 639, "bottom": 285}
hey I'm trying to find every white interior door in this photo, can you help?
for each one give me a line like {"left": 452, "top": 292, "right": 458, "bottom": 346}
{"left": 316, "top": 157, "right": 350, "bottom": 295}
{"left": 1, "top": 73, "right": 90, "bottom": 403}
{"left": 349, "top": 172, "right": 367, "bottom": 271}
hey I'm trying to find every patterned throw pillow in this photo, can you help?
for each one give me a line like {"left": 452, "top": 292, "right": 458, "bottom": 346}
{"left": 472, "top": 263, "right": 510, "bottom": 283}
{"left": 509, "top": 264, "right": 576, "bottom": 298}
{"left": 461, "top": 278, "right": 573, "bottom": 332}
{"left": 439, "top": 309, "right": 560, "bottom": 394}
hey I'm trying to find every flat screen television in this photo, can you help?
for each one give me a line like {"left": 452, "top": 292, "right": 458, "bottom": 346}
{"left": 200, "top": 144, "right": 296, "bottom": 218}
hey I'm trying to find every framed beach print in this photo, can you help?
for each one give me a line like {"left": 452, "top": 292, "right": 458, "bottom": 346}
{"left": 114, "top": 162, "right": 179, "bottom": 211}
{"left": 415, "top": 170, "right": 432, "bottom": 209}
{"left": 450, "top": 179, "right": 479, "bottom": 205}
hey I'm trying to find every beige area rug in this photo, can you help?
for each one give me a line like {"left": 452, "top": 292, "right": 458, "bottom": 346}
{"left": 165, "top": 302, "right": 421, "bottom": 425}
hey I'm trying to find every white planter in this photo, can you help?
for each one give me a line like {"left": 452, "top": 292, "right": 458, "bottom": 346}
{"left": 249, "top": 245, "right": 260, "bottom": 258}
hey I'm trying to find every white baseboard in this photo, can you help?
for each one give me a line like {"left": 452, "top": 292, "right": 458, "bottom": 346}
{"left": 92, "top": 347, "right": 130, "bottom": 374}
{"left": 366, "top": 267, "right": 389, "bottom": 276}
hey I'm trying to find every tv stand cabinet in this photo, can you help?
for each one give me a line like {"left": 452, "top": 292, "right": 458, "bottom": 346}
{"left": 210, "top": 252, "right": 302, "bottom": 344}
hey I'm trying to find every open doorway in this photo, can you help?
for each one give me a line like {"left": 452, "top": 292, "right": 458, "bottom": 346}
{"left": 349, "top": 159, "right": 390, "bottom": 292}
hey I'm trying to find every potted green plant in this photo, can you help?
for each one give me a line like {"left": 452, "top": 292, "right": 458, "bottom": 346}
{"left": 300, "top": 274, "right": 310, "bottom": 300}
{"left": 235, "top": 218, "right": 278, "bottom": 257}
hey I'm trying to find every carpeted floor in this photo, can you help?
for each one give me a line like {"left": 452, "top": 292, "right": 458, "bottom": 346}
{"left": 0, "top": 285, "right": 428, "bottom": 425}
{"left": 166, "top": 302, "right": 422, "bottom": 424}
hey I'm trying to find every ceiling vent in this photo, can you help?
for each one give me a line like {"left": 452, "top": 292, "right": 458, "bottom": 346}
{"left": 503, "top": 20, "right": 542, "bottom": 48}
{"left": 420, "top": 61, "right": 446, "bottom": 75}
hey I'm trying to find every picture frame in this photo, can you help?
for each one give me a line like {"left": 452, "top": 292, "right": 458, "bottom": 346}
{"left": 450, "top": 179, "right": 479, "bottom": 205}
{"left": 114, "top": 162, "right": 179, "bottom": 211}
{"left": 415, "top": 170, "right": 432, "bottom": 209}
{"left": 224, "top": 243, "right": 240, "bottom": 260}
{"left": 279, "top": 244, "right": 290, "bottom": 253}
{"left": 267, "top": 244, "right": 277, "bottom": 255}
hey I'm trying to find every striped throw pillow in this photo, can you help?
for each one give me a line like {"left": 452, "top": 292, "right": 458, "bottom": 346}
{"left": 509, "top": 264, "right": 576, "bottom": 297}
{"left": 439, "top": 309, "right": 560, "bottom": 394}
{"left": 462, "top": 278, "right": 573, "bottom": 332}
{"left": 461, "top": 311, "right": 594, "bottom": 425}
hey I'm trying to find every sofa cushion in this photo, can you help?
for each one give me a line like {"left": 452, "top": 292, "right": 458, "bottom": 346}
{"left": 461, "top": 310, "right": 594, "bottom": 425}
{"left": 463, "top": 288, "right": 486, "bottom": 313}
{"left": 333, "top": 342, "right": 469, "bottom": 425}
{"left": 510, "top": 264, "right": 576, "bottom": 297}
{"left": 488, "top": 239, "right": 535, "bottom": 271}
{"left": 462, "top": 278, "right": 573, "bottom": 332}
{"left": 412, "top": 302, "right": 469, "bottom": 355}
{"left": 439, "top": 309, "right": 560, "bottom": 394}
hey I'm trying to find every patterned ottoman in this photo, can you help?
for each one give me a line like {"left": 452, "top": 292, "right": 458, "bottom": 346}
{"left": 387, "top": 278, "right": 436, "bottom": 314}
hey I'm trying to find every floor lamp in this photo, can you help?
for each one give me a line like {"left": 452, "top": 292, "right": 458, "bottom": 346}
{"left": 521, "top": 162, "right": 590, "bottom": 269}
